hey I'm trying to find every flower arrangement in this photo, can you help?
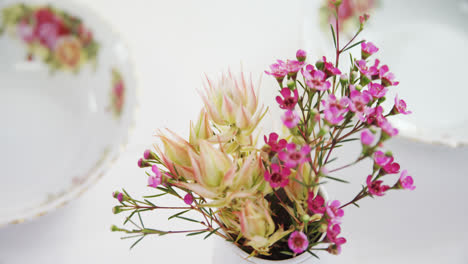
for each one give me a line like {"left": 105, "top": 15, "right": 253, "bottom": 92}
{"left": 111, "top": 2, "right": 414, "bottom": 261}
{"left": 0, "top": 4, "right": 99, "bottom": 72}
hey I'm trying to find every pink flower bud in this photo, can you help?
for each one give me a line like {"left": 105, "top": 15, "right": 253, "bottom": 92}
{"left": 296, "top": 49, "right": 307, "bottom": 62}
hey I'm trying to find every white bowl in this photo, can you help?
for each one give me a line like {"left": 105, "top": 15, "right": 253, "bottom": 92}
{"left": 304, "top": 0, "right": 468, "bottom": 147}
{"left": 0, "top": 0, "right": 137, "bottom": 226}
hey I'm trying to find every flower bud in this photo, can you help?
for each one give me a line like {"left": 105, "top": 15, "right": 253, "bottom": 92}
{"left": 339, "top": 74, "right": 348, "bottom": 87}
{"left": 111, "top": 225, "right": 121, "bottom": 232}
{"left": 301, "top": 214, "right": 311, "bottom": 223}
{"left": 287, "top": 80, "right": 296, "bottom": 90}
{"left": 143, "top": 149, "right": 157, "bottom": 160}
{"left": 350, "top": 71, "right": 359, "bottom": 83}
{"left": 318, "top": 125, "right": 330, "bottom": 137}
{"left": 318, "top": 222, "right": 328, "bottom": 233}
{"left": 137, "top": 158, "right": 151, "bottom": 168}
{"left": 112, "top": 206, "right": 123, "bottom": 214}
{"left": 296, "top": 49, "right": 307, "bottom": 62}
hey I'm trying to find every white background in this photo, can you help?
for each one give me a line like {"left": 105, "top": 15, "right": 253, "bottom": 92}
{"left": 1, "top": 0, "right": 468, "bottom": 263}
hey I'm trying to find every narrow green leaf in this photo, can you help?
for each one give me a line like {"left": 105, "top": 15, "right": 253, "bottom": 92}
{"left": 129, "top": 235, "right": 145, "bottom": 250}
{"left": 291, "top": 177, "right": 308, "bottom": 188}
{"left": 280, "top": 251, "right": 294, "bottom": 256}
{"left": 144, "top": 199, "right": 156, "bottom": 207}
{"left": 339, "top": 138, "right": 359, "bottom": 143}
{"left": 176, "top": 216, "right": 201, "bottom": 223}
{"left": 352, "top": 202, "right": 360, "bottom": 208}
{"left": 186, "top": 230, "right": 208, "bottom": 236}
{"left": 343, "top": 40, "right": 365, "bottom": 52}
{"left": 307, "top": 250, "right": 320, "bottom": 259}
{"left": 168, "top": 210, "right": 190, "bottom": 220}
{"left": 324, "top": 175, "right": 349, "bottom": 183}
{"left": 325, "top": 157, "right": 338, "bottom": 164}
{"left": 143, "top": 193, "right": 167, "bottom": 198}
{"left": 204, "top": 227, "right": 221, "bottom": 240}
{"left": 123, "top": 210, "right": 137, "bottom": 225}
{"left": 330, "top": 24, "right": 337, "bottom": 48}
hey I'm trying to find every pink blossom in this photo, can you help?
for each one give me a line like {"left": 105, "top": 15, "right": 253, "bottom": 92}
{"left": 321, "top": 56, "right": 342, "bottom": 77}
{"left": 296, "top": 49, "right": 307, "bottom": 61}
{"left": 379, "top": 65, "right": 399, "bottom": 86}
{"left": 143, "top": 149, "right": 151, "bottom": 159}
{"left": 288, "top": 231, "right": 309, "bottom": 254}
{"left": 184, "top": 193, "right": 194, "bottom": 205}
{"left": 265, "top": 60, "right": 288, "bottom": 81}
{"left": 324, "top": 106, "right": 345, "bottom": 125}
{"left": 348, "top": 90, "right": 371, "bottom": 121}
{"left": 322, "top": 94, "right": 350, "bottom": 111}
{"left": 264, "top": 163, "right": 290, "bottom": 188}
{"left": 302, "top": 68, "right": 331, "bottom": 91}
{"left": 383, "top": 160, "right": 400, "bottom": 174}
{"left": 368, "top": 82, "right": 388, "bottom": 99}
{"left": 148, "top": 165, "right": 162, "bottom": 188}
{"left": 360, "top": 129, "right": 374, "bottom": 146}
{"left": 355, "top": 60, "right": 371, "bottom": 77}
{"left": 137, "top": 158, "right": 151, "bottom": 168}
{"left": 282, "top": 110, "right": 300, "bottom": 128}
{"left": 285, "top": 60, "right": 304, "bottom": 75}
{"left": 373, "top": 151, "right": 392, "bottom": 167}
{"left": 278, "top": 143, "right": 311, "bottom": 168}
{"left": 368, "top": 59, "right": 381, "bottom": 79}
{"left": 276, "top": 88, "right": 299, "bottom": 110}
{"left": 113, "top": 192, "right": 123, "bottom": 202}
{"left": 325, "top": 200, "right": 344, "bottom": 224}
{"left": 361, "top": 41, "right": 379, "bottom": 59}
{"left": 399, "top": 170, "right": 416, "bottom": 190}
{"left": 366, "top": 106, "right": 386, "bottom": 126}
{"left": 264, "top": 132, "right": 287, "bottom": 152}
{"left": 326, "top": 223, "right": 347, "bottom": 255}
{"left": 394, "top": 95, "right": 412, "bottom": 115}
{"left": 366, "top": 175, "right": 390, "bottom": 196}
{"left": 307, "top": 193, "right": 325, "bottom": 215}
{"left": 380, "top": 119, "right": 399, "bottom": 136}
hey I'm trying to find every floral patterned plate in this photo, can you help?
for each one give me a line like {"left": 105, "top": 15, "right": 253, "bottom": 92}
{"left": 0, "top": 0, "right": 137, "bottom": 226}
{"left": 304, "top": 0, "right": 468, "bottom": 147}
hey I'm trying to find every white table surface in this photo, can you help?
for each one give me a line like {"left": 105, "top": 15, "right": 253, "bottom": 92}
{"left": 1, "top": 0, "right": 467, "bottom": 263}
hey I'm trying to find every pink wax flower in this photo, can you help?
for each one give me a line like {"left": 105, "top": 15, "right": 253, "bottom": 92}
{"left": 276, "top": 88, "right": 299, "bottom": 110}
{"left": 399, "top": 170, "right": 416, "bottom": 190}
{"left": 184, "top": 193, "right": 194, "bottom": 205}
{"left": 288, "top": 231, "right": 309, "bottom": 254}
{"left": 379, "top": 65, "right": 399, "bottom": 87}
{"left": 321, "top": 56, "right": 342, "bottom": 77}
{"left": 348, "top": 90, "right": 371, "bottom": 121}
{"left": 282, "top": 110, "right": 300, "bottom": 128}
{"left": 307, "top": 193, "right": 325, "bottom": 215}
{"left": 366, "top": 175, "right": 390, "bottom": 196}
{"left": 373, "top": 151, "right": 392, "bottom": 167}
{"left": 324, "top": 106, "right": 345, "bottom": 125}
{"left": 296, "top": 49, "right": 307, "bottom": 62}
{"left": 326, "top": 223, "right": 347, "bottom": 255}
{"left": 278, "top": 143, "right": 311, "bottom": 168}
{"left": 116, "top": 192, "right": 124, "bottom": 202}
{"left": 264, "top": 132, "right": 287, "bottom": 152}
{"left": 148, "top": 165, "right": 162, "bottom": 188}
{"left": 302, "top": 68, "right": 331, "bottom": 91}
{"left": 394, "top": 95, "right": 412, "bottom": 115}
{"left": 366, "top": 106, "right": 385, "bottom": 126}
{"left": 325, "top": 200, "right": 344, "bottom": 224}
{"left": 137, "top": 158, "right": 151, "bottom": 168}
{"left": 285, "top": 60, "right": 304, "bottom": 75}
{"left": 355, "top": 60, "right": 371, "bottom": 77}
{"left": 264, "top": 163, "right": 291, "bottom": 188}
{"left": 360, "top": 129, "right": 374, "bottom": 146}
{"left": 368, "top": 82, "right": 388, "bottom": 99}
{"left": 380, "top": 119, "right": 399, "bottom": 137}
{"left": 322, "top": 94, "right": 350, "bottom": 111}
{"left": 265, "top": 60, "right": 288, "bottom": 81}
{"left": 383, "top": 160, "right": 400, "bottom": 174}
{"left": 368, "top": 59, "right": 381, "bottom": 79}
{"left": 361, "top": 41, "right": 379, "bottom": 59}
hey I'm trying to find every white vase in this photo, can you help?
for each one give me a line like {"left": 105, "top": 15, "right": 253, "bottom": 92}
{"left": 212, "top": 187, "right": 329, "bottom": 263}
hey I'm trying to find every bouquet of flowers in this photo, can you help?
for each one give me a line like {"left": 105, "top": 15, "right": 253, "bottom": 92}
{"left": 111, "top": 2, "right": 415, "bottom": 261}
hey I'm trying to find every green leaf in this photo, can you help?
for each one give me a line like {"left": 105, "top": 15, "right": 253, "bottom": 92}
{"left": 352, "top": 202, "right": 360, "bottom": 208}
{"left": 143, "top": 193, "right": 167, "bottom": 198}
{"left": 307, "top": 250, "right": 320, "bottom": 259}
{"left": 168, "top": 210, "right": 190, "bottom": 220}
{"left": 137, "top": 211, "right": 145, "bottom": 229}
{"left": 186, "top": 230, "right": 208, "bottom": 236}
{"left": 330, "top": 24, "right": 337, "bottom": 48}
{"left": 339, "top": 138, "right": 359, "bottom": 143}
{"left": 123, "top": 210, "right": 137, "bottom": 225}
{"left": 343, "top": 40, "right": 365, "bottom": 52}
{"left": 324, "top": 175, "right": 349, "bottom": 184}
{"left": 204, "top": 227, "right": 220, "bottom": 240}
{"left": 280, "top": 251, "right": 294, "bottom": 256}
{"left": 176, "top": 216, "right": 201, "bottom": 223}
{"left": 129, "top": 235, "right": 145, "bottom": 250}
{"left": 144, "top": 199, "right": 156, "bottom": 207}
{"left": 325, "top": 157, "right": 338, "bottom": 165}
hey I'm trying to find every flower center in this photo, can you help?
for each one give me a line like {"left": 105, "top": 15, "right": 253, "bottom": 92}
{"left": 271, "top": 172, "right": 282, "bottom": 183}
{"left": 289, "top": 153, "right": 302, "bottom": 161}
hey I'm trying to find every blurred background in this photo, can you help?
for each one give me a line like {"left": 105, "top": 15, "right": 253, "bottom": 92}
{"left": 1, "top": 0, "right": 467, "bottom": 263}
